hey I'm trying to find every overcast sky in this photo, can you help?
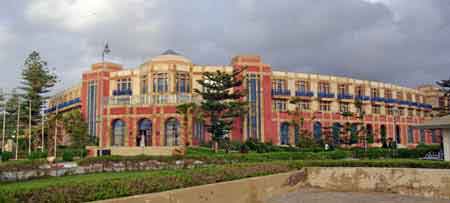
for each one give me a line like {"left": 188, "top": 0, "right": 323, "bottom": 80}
{"left": 0, "top": 0, "right": 449, "bottom": 93}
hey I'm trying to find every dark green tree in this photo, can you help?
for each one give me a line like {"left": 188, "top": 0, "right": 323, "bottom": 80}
{"left": 61, "top": 110, "right": 89, "bottom": 148}
{"left": 20, "top": 51, "right": 57, "bottom": 126}
{"left": 436, "top": 77, "right": 450, "bottom": 116}
{"left": 194, "top": 68, "right": 247, "bottom": 151}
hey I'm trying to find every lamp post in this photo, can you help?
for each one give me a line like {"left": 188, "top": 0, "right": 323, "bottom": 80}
{"left": 28, "top": 100, "right": 32, "bottom": 155}
{"left": 1, "top": 99, "right": 5, "bottom": 153}
{"left": 41, "top": 112, "right": 45, "bottom": 152}
{"left": 15, "top": 98, "right": 20, "bottom": 160}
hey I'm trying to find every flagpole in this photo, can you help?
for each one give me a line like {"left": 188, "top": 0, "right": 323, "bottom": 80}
{"left": 1, "top": 98, "right": 6, "bottom": 153}
{"left": 15, "top": 98, "right": 20, "bottom": 160}
{"left": 28, "top": 100, "right": 32, "bottom": 155}
{"left": 98, "top": 41, "right": 110, "bottom": 145}
{"left": 41, "top": 111, "right": 45, "bottom": 152}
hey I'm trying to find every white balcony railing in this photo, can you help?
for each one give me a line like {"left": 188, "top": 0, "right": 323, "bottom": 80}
{"left": 105, "top": 94, "right": 200, "bottom": 106}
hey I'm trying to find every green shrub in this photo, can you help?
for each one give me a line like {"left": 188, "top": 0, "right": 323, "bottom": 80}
{"left": 0, "top": 151, "right": 13, "bottom": 161}
{"left": 62, "top": 150, "right": 74, "bottom": 162}
{"left": 27, "top": 151, "right": 48, "bottom": 160}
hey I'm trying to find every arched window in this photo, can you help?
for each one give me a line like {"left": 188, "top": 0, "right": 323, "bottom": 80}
{"left": 137, "top": 119, "right": 152, "bottom": 147}
{"left": 280, "top": 122, "right": 290, "bottom": 145}
{"left": 407, "top": 126, "right": 414, "bottom": 144}
{"left": 350, "top": 123, "right": 358, "bottom": 144}
{"left": 194, "top": 121, "right": 205, "bottom": 143}
{"left": 112, "top": 119, "right": 125, "bottom": 146}
{"left": 332, "top": 123, "right": 341, "bottom": 145}
{"left": 313, "top": 122, "right": 322, "bottom": 142}
{"left": 165, "top": 118, "right": 180, "bottom": 146}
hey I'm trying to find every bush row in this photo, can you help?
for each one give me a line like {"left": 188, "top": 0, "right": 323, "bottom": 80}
{"left": 0, "top": 162, "right": 291, "bottom": 202}
{"left": 2, "top": 159, "right": 450, "bottom": 202}
{"left": 351, "top": 144, "right": 441, "bottom": 159}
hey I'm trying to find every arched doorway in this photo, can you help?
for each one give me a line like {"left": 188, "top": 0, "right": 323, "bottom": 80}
{"left": 165, "top": 118, "right": 180, "bottom": 146}
{"left": 380, "top": 124, "right": 387, "bottom": 145}
{"left": 137, "top": 119, "right": 152, "bottom": 147}
{"left": 313, "top": 122, "right": 322, "bottom": 142}
{"left": 332, "top": 123, "right": 341, "bottom": 146}
{"left": 112, "top": 119, "right": 125, "bottom": 146}
{"left": 280, "top": 122, "right": 290, "bottom": 145}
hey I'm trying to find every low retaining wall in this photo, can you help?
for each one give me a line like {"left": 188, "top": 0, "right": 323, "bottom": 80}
{"left": 97, "top": 167, "right": 450, "bottom": 202}
{"left": 0, "top": 159, "right": 205, "bottom": 182}
{"left": 95, "top": 171, "right": 303, "bottom": 203}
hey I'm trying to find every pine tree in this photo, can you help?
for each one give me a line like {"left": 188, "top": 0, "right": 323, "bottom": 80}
{"left": 194, "top": 68, "right": 247, "bottom": 151}
{"left": 20, "top": 51, "right": 57, "bottom": 126}
{"left": 436, "top": 77, "right": 450, "bottom": 116}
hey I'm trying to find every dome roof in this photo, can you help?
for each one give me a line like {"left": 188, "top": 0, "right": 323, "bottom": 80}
{"left": 150, "top": 49, "right": 192, "bottom": 64}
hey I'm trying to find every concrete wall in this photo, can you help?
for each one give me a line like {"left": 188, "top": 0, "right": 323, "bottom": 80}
{"left": 305, "top": 167, "right": 450, "bottom": 199}
{"left": 97, "top": 167, "right": 450, "bottom": 202}
{"left": 95, "top": 171, "right": 303, "bottom": 203}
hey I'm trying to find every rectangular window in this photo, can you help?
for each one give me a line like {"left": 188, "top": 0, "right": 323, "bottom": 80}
{"left": 272, "top": 99, "right": 287, "bottom": 112}
{"left": 87, "top": 81, "right": 97, "bottom": 137}
{"left": 339, "top": 102, "right": 349, "bottom": 113}
{"left": 320, "top": 101, "right": 331, "bottom": 112}
{"left": 153, "top": 73, "right": 168, "bottom": 93}
{"left": 319, "top": 82, "right": 330, "bottom": 94}
{"left": 338, "top": 84, "right": 348, "bottom": 95}
{"left": 386, "top": 106, "right": 394, "bottom": 115}
{"left": 176, "top": 72, "right": 190, "bottom": 93}
{"left": 371, "top": 88, "right": 379, "bottom": 98}
{"left": 295, "top": 80, "right": 309, "bottom": 92}
{"left": 408, "top": 108, "right": 414, "bottom": 117}
{"left": 372, "top": 105, "right": 381, "bottom": 114}
{"left": 272, "top": 79, "right": 287, "bottom": 91}
{"left": 141, "top": 76, "right": 148, "bottom": 94}
{"left": 298, "top": 100, "right": 310, "bottom": 111}
{"left": 396, "top": 92, "right": 404, "bottom": 100}
{"left": 355, "top": 86, "right": 365, "bottom": 97}
{"left": 406, "top": 93, "right": 412, "bottom": 101}
{"left": 385, "top": 89, "right": 392, "bottom": 99}
{"left": 398, "top": 107, "right": 405, "bottom": 116}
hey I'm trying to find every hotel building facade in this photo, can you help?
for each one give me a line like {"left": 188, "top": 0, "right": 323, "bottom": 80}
{"left": 47, "top": 50, "right": 445, "bottom": 151}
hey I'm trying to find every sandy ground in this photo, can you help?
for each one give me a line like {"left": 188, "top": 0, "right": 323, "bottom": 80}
{"left": 267, "top": 188, "right": 450, "bottom": 203}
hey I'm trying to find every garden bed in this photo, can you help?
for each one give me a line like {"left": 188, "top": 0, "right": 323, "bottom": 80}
{"left": 2, "top": 159, "right": 450, "bottom": 202}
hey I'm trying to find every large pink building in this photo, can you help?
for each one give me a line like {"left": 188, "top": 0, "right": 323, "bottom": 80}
{"left": 47, "top": 50, "right": 444, "bottom": 154}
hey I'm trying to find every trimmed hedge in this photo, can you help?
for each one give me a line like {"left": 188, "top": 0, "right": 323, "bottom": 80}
{"left": 1, "top": 159, "right": 450, "bottom": 202}
{"left": 351, "top": 144, "right": 442, "bottom": 159}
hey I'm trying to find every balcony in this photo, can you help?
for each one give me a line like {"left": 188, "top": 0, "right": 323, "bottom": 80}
{"left": 318, "top": 92, "right": 335, "bottom": 98}
{"left": 384, "top": 98, "right": 398, "bottom": 104}
{"left": 113, "top": 89, "right": 132, "bottom": 96}
{"left": 295, "top": 91, "right": 314, "bottom": 97}
{"left": 106, "top": 94, "right": 199, "bottom": 106}
{"left": 371, "top": 97, "right": 385, "bottom": 102}
{"left": 272, "top": 89, "right": 291, "bottom": 96}
{"left": 45, "top": 97, "right": 81, "bottom": 113}
{"left": 355, "top": 95, "right": 370, "bottom": 101}
{"left": 337, "top": 93, "right": 353, "bottom": 100}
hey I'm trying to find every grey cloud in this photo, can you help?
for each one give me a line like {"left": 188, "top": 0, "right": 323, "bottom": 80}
{"left": 0, "top": 0, "right": 449, "bottom": 93}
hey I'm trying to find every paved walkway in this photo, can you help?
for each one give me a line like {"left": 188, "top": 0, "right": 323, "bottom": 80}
{"left": 267, "top": 188, "right": 450, "bottom": 203}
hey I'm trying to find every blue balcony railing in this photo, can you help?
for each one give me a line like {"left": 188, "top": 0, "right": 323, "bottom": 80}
{"left": 45, "top": 97, "right": 81, "bottom": 114}
{"left": 272, "top": 89, "right": 291, "bottom": 96}
{"left": 384, "top": 98, "right": 397, "bottom": 104}
{"left": 337, "top": 94, "right": 353, "bottom": 100}
{"left": 113, "top": 89, "right": 133, "bottom": 96}
{"left": 318, "top": 92, "right": 335, "bottom": 98}
{"left": 355, "top": 95, "right": 370, "bottom": 101}
{"left": 295, "top": 91, "right": 314, "bottom": 97}
{"left": 371, "top": 97, "right": 385, "bottom": 102}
